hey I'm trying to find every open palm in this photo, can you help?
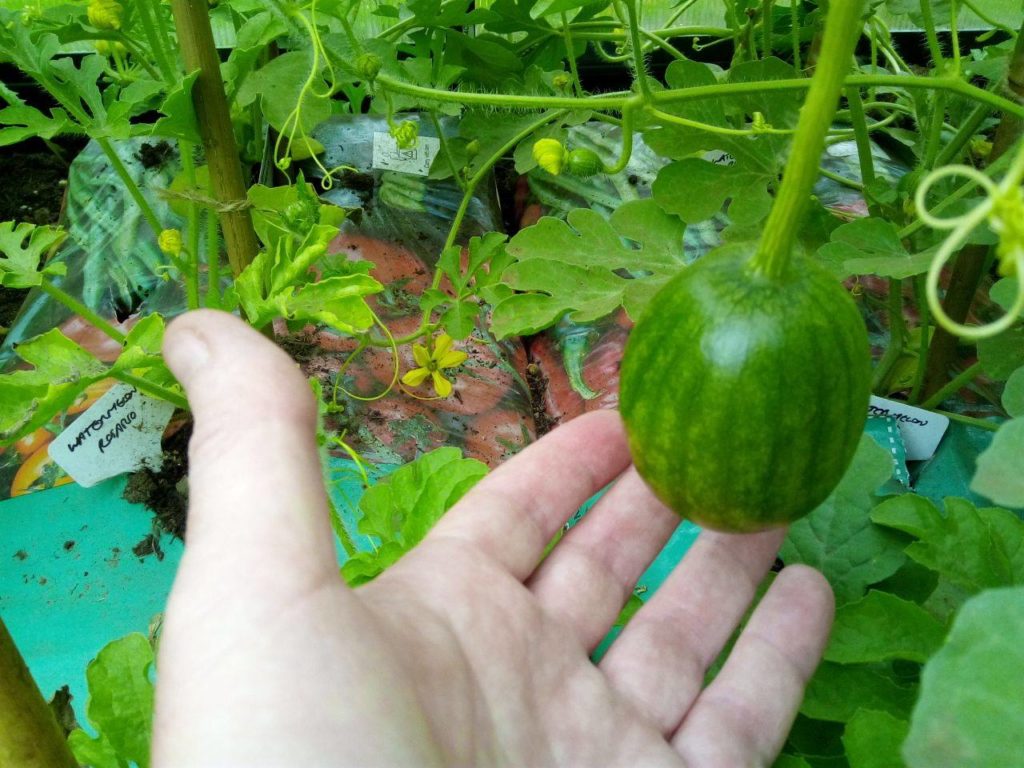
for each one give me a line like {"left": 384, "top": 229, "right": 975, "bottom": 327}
{"left": 152, "top": 311, "right": 833, "bottom": 767}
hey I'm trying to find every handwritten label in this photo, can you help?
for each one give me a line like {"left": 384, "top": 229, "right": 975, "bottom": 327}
{"left": 49, "top": 383, "right": 175, "bottom": 488}
{"left": 371, "top": 132, "right": 440, "bottom": 176}
{"left": 868, "top": 396, "right": 949, "bottom": 461}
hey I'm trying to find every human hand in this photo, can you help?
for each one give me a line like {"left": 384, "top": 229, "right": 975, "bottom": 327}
{"left": 152, "top": 310, "right": 834, "bottom": 767}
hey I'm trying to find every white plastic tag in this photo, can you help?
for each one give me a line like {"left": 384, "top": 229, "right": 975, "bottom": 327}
{"left": 868, "top": 396, "right": 949, "bottom": 461}
{"left": 48, "top": 383, "right": 176, "bottom": 488}
{"left": 371, "top": 132, "right": 440, "bottom": 176}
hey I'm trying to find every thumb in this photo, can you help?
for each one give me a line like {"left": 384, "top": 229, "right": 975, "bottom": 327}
{"left": 162, "top": 309, "right": 338, "bottom": 592}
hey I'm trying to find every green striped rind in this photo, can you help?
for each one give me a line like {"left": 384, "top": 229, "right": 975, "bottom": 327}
{"left": 620, "top": 245, "right": 871, "bottom": 532}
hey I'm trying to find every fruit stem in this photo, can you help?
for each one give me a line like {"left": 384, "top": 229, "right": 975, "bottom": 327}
{"left": 750, "top": 0, "right": 866, "bottom": 280}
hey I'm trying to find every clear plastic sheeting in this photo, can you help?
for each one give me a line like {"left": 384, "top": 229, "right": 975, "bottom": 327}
{"left": 275, "top": 114, "right": 537, "bottom": 467}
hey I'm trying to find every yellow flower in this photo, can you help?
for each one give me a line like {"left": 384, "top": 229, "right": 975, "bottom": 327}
{"left": 158, "top": 228, "right": 183, "bottom": 257}
{"left": 532, "top": 138, "right": 568, "bottom": 175}
{"left": 401, "top": 334, "right": 468, "bottom": 398}
{"left": 87, "top": 0, "right": 124, "bottom": 30}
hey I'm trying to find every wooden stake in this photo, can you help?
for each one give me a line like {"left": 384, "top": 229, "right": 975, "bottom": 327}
{"left": 0, "top": 615, "right": 77, "bottom": 768}
{"left": 170, "top": 0, "right": 260, "bottom": 278}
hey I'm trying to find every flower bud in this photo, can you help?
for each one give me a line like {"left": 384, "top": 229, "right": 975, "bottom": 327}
{"left": 158, "top": 229, "right": 183, "bottom": 258}
{"left": 532, "top": 138, "right": 568, "bottom": 175}
{"left": 391, "top": 121, "right": 419, "bottom": 150}
{"left": 87, "top": 0, "right": 124, "bottom": 30}
{"left": 94, "top": 39, "right": 127, "bottom": 57}
{"left": 751, "top": 111, "right": 772, "bottom": 133}
{"left": 355, "top": 52, "right": 383, "bottom": 81}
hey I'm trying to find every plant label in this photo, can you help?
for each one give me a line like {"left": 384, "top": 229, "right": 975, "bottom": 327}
{"left": 48, "top": 383, "right": 176, "bottom": 488}
{"left": 372, "top": 132, "right": 441, "bottom": 176}
{"left": 868, "top": 396, "right": 949, "bottom": 461}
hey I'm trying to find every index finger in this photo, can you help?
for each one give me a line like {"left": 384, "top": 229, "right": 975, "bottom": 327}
{"left": 427, "top": 410, "right": 632, "bottom": 579}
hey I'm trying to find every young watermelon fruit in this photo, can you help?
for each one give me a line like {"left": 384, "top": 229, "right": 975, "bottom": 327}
{"left": 618, "top": 0, "right": 871, "bottom": 532}
{"left": 619, "top": 244, "right": 871, "bottom": 532}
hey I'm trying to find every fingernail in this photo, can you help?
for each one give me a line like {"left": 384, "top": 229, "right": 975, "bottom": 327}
{"left": 163, "top": 323, "right": 211, "bottom": 385}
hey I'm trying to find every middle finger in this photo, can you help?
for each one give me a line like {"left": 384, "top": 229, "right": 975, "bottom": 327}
{"left": 598, "top": 527, "right": 786, "bottom": 735}
{"left": 526, "top": 466, "right": 681, "bottom": 650}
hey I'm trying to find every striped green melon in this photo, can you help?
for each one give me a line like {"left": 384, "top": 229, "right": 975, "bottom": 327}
{"left": 619, "top": 245, "right": 871, "bottom": 533}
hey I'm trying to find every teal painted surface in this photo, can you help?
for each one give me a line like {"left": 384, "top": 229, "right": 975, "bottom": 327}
{"left": 913, "top": 421, "right": 1022, "bottom": 517}
{"left": 0, "top": 458, "right": 383, "bottom": 717}
{"left": 0, "top": 477, "right": 182, "bottom": 715}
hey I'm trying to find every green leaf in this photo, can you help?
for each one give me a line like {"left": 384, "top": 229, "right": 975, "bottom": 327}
{"left": 0, "top": 221, "right": 67, "bottom": 288}
{"left": 342, "top": 448, "right": 487, "bottom": 585}
{"left": 493, "top": 262, "right": 624, "bottom": 333}
{"left": 801, "top": 662, "right": 917, "bottom": 723}
{"left": 0, "top": 329, "right": 106, "bottom": 443}
{"left": 418, "top": 288, "right": 449, "bottom": 315}
{"left": 817, "top": 218, "right": 933, "bottom": 279}
{"left": 842, "top": 709, "right": 910, "bottom": 768}
{"left": 491, "top": 200, "right": 686, "bottom": 337}
{"left": 784, "top": 715, "right": 848, "bottom": 765}
{"left": 67, "top": 729, "right": 121, "bottom": 768}
{"left": 148, "top": 72, "right": 200, "bottom": 143}
{"left": 223, "top": 11, "right": 288, "bottom": 101}
{"left": 236, "top": 51, "right": 331, "bottom": 133}
{"left": 782, "top": 435, "right": 907, "bottom": 604}
{"left": 903, "top": 586, "right": 1024, "bottom": 768}
{"left": 49, "top": 54, "right": 106, "bottom": 124}
{"left": 466, "top": 232, "right": 508, "bottom": 284}
{"left": 69, "top": 633, "right": 154, "bottom": 768}
{"left": 825, "top": 590, "right": 947, "bottom": 664}
{"left": 443, "top": 31, "right": 521, "bottom": 86}
{"left": 234, "top": 215, "right": 381, "bottom": 335}
{"left": 118, "top": 78, "right": 166, "bottom": 118}
{"left": 970, "top": 419, "right": 1024, "bottom": 508}
{"left": 977, "top": 281, "right": 1024, "bottom": 380}
{"left": 438, "top": 244, "right": 465, "bottom": 293}
{"left": 644, "top": 57, "right": 799, "bottom": 159}
{"left": 408, "top": 0, "right": 494, "bottom": 28}
{"left": 281, "top": 275, "right": 382, "bottom": 335}
{"left": 773, "top": 756, "right": 813, "bottom": 768}
{"left": 989, "top": 278, "right": 1017, "bottom": 311}
{"left": 641, "top": 59, "right": 726, "bottom": 157}
{"left": 871, "top": 495, "right": 1024, "bottom": 593}
{"left": 871, "top": 558, "right": 940, "bottom": 606}
{"left": 529, "top": 0, "right": 609, "bottom": 18}
{"left": 107, "top": 314, "right": 180, "bottom": 401}
{"left": 884, "top": 0, "right": 952, "bottom": 28}
{"left": 0, "top": 27, "right": 62, "bottom": 83}
{"left": 1002, "top": 366, "right": 1024, "bottom": 417}
{"left": 440, "top": 300, "right": 480, "bottom": 341}
{"left": 978, "top": 322, "right": 1024, "bottom": 381}
{"left": 723, "top": 57, "right": 802, "bottom": 126}
{"left": 108, "top": 314, "right": 165, "bottom": 374}
{"left": 652, "top": 157, "right": 772, "bottom": 226}
{"left": 644, "top": 59, "right": 794, "bottom": 231}
{"left": 0, "top": 104, "right": 71, "bottom": 146}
